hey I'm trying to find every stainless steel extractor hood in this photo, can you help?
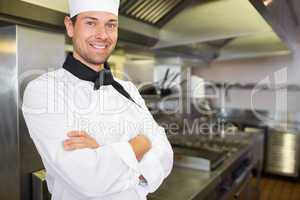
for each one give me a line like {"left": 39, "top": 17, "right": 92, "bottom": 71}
{"left": 119, "top": 0, "right": 194, "bottom": 27}
{"left": 250, "top": 0, "right": 300, "bottom": 47}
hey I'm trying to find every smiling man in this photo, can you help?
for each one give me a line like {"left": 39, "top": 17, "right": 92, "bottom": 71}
{"left": 22, "top": 0, "right": 173, "bottom": 200}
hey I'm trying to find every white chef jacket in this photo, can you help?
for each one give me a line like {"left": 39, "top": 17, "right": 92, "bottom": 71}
{"left": 22, "top": 68, "right": 174, "bottom": 200}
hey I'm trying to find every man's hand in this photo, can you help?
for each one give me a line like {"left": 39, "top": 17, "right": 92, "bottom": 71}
{"left": 129, "top": 134, "right": 151, "bottom": 161}
{"left": 63, "top": 131, "right": 100, "bottom": 151}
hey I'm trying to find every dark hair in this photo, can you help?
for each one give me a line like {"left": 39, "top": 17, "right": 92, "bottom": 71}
{"left": 70, "top": 15, "right": 78, "bottom": 25}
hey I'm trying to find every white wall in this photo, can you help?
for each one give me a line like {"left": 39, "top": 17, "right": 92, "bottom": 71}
{"left": 123, "top": 60, "right": 155, "bottom": 85}
{"left": 192, "top": 53, "right": 300, "bottom": 113}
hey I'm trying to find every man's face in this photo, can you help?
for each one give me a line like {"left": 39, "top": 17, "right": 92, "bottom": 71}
{"left": 65, "top": 11, "right": 118, "bottom": 66}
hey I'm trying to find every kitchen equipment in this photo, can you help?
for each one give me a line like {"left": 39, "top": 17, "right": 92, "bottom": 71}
{"left": 160, "top": 68, "right": 170, "bottom": 89}
{"left": 160, "top": 72, "right": 181, "bottom": 96}
{"left": 139, "top": 84, "right": 158, "bottom": 95}
{"left": 151, "top": 133, "right": 258, "bottom": 200}
{"left": 169, "top": 133, "right": 250, "bottom": 171}
{"left": 173, "top": 145, "right": 226, "bottom": 171}
{"left": 0, "top": 25, "right": 65, "bottom": 200}
{"left": 265, "top": 128, "right": 300, "bottom": 177}
{"left": 139, "top": 69, "right": 181, "bottom": 97}
{"left": 244, "top": 128, "right": 265, "bottom": 172}
{"left": 165, "top": 72, "right": 180, "bottom": 88}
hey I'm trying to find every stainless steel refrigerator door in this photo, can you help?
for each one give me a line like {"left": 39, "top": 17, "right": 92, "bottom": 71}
{"left": 0, "top": 25, "right": 19, "bottom": 200}
{"left": 17, "top": 25, "right": 65, "bottom": 200}
{"left": 0, "top": 24, "right": 65, "bottom": 200}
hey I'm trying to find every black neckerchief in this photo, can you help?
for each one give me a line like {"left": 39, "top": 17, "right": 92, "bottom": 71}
{"left": 63, "top": 53, "right": 139, "bottom": 107}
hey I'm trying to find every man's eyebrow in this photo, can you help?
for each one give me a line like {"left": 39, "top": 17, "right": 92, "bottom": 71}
{"left": 82, "top": 17, "right": 98, "bottom": 20}
{"left": 107, "top": 19, "right": 118, "bottom": 23}
{"left": 81, "top": 17, "right": 118, "bottom": 23}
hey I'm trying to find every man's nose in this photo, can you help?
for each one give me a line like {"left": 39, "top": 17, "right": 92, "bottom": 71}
{"left": 95, "top": 24, "right": 109, "bottom": 40}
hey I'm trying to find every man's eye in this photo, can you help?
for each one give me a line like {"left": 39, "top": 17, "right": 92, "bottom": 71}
{"left": 86, "top": 21, "right": 96, "bottom": 26}
{"left": 106, "top": 23, "right": 117, "bottom": 29}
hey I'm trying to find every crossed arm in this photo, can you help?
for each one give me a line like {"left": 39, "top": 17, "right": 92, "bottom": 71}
{"left": 64, "top": 131, "right": 151, "bottom": 162}
{"left": 63, "top": 130, "right": 151, "bottom": 184}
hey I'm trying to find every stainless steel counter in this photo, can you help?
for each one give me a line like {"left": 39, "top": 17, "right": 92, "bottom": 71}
{"left": 149, "top": 133, "right": 259, "bottom": 200}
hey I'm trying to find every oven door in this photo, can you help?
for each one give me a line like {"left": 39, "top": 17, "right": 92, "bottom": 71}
{"left": 234, "top": 175, "right": 251, "bottom": 200}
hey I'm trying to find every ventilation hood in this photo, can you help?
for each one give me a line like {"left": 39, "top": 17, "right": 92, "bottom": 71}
{"left": 119, "top": 0, "right": 194, "bottom": 27}
{"left": 153, "top": 0, "right": 290, "bottom": 62}
{"left": 250, "top": 0, "right": 300, "bottom": 48}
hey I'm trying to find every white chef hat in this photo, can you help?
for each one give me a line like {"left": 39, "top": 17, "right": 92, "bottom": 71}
{"left": 68, "top": 0, "right": 120, "bottom": 18}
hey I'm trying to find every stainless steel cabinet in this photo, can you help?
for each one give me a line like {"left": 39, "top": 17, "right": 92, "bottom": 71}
{"left": 265, "top": 129, "right": 299, "bottom": 177}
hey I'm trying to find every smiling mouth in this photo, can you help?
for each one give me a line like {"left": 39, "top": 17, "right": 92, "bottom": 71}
{"left": 89, "top": 43, "right": 108, "bottom": 50}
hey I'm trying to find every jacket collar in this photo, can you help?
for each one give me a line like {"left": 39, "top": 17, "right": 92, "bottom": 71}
{"left": 62, "top": 53, "right": 114, "bottom": 90}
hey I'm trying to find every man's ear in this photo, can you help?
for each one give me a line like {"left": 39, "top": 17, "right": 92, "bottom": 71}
{"left": 64, "top": 16, "right": 74, "bottom": 38}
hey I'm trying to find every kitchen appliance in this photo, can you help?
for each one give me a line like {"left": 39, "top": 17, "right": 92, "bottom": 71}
{"left": 265, "top": 128, "right": 300, "bottom": 177}
{"left": 150, "top": 133, "right": 258, "bottom": 200}
{"left": 169, "top": 134, "right": 249, "bottom": 172}
{"left": 139, "top": 68, "right": 182, "bottom": 97}
{"left": 0, "top": 25, "right": 65, "bottom": 200}
{"left": 173, "top": 145, "right": 226, "bottom": 171}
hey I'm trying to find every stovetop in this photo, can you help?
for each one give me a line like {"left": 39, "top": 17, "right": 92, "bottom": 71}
{"left": 169, "top": 134, "right": 249, "bottom": 157}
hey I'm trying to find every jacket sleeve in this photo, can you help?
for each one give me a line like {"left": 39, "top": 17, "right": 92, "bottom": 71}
{"left": 22, "top": 80, "right": 140, "bottom": 198}
{"left": 129, "top": 82, "right": 174, "bottom": 194}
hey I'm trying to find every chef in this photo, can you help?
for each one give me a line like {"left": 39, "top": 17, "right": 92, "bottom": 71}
{"left": 22, "top": 0, "right": 173, "bottom": 199}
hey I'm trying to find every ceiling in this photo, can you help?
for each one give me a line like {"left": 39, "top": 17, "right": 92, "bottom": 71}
{"left": 17, "top": 0, "right": 290, "bottom": 61}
